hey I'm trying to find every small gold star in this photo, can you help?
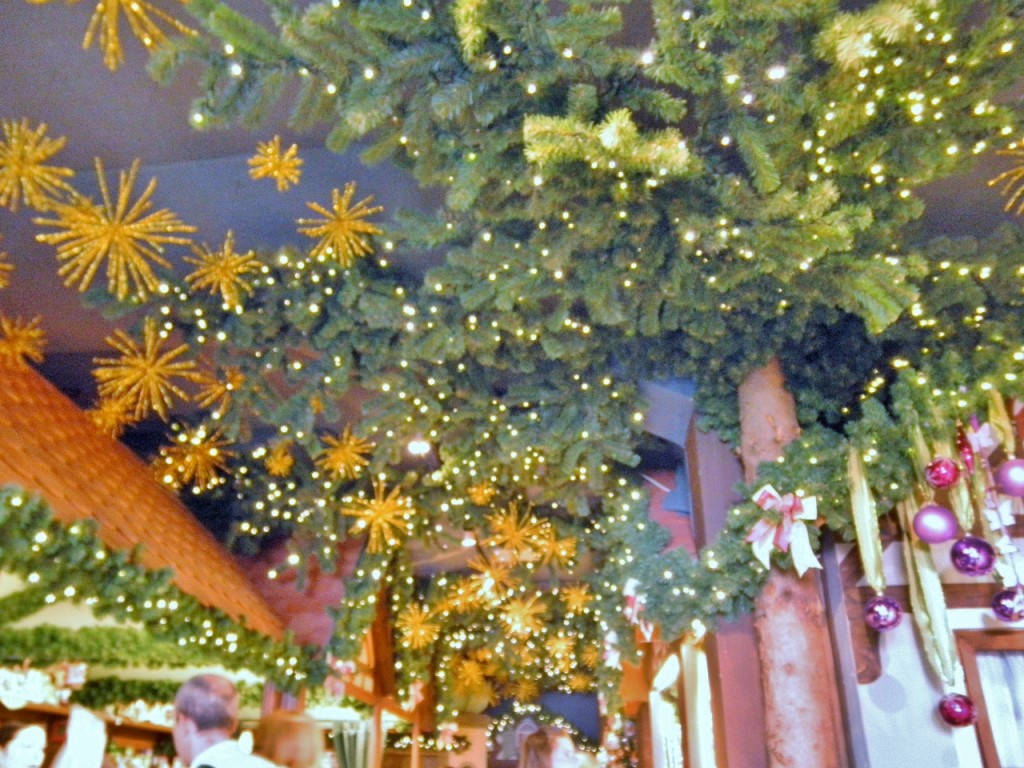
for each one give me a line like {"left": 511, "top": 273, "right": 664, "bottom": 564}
{"left": 297, "top": 182, "right": 383, "bottom": 267}
{"left": 153, "top": 425, "right": 235, "bottom": 492}
{"left": 501, "top": 594, "right": 547, "bottom": 638}
{"left": 467, "top": 481, "right": 498, "bottom": 506}
{"left": 248, "top": 136, "right": 304, "bottom": 191}
{"left": 316, "top": 426, "right": 373, "bottom": 480}
{"left": 0, "top": 315, "right": 46, "bottom": 367}
{"left": 184, "top": 231, "right": 262, "bottom": 309}
{"left": 194, "top": 367, "right": 245, "bottom": 414}
{"left": 92, "top": 318, "right": 202, "bottom": 421}
{"left": 345, "top": 479, "right": 413, "bottom": 553}
{"left": 396, "top": 603, "right": 440, "bottom": 650}
{"left": 560, "top": 583, "right": 593, "bottom": 613}
{"left": 264, "top": 441, "right": 295, "bottom": 477}
{"left": 86, "top": 396, "right": 137, "bottom": 439}
{"left": 0, "top": 119, "right": 74, "bottom": 212}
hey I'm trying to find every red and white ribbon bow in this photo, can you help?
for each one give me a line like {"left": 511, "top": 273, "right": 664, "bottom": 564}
{"left": 746, "top": 484, "right": 821, "bottom": 576}
{"left": 401, "top": 679, "right": 425, "bottom": 712}
{"left": 622, "top": 579, "right": 654, "bottom": 641}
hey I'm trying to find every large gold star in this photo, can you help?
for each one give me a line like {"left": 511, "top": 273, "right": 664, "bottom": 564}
{"left": 396, "top": 603, "right": 440, "bottom": 650}
{"left": 92, "top": 318, "right": 202, "bottom": 421}
{"left": 0, "top": 315, "right": 46, "bottom": 367}
{"left": 466, "top": 555, "right": 518, "bottom": 602}
{"left": 297, "top": 182, "right": 383, "bottom": 267}
{"left": 501, "top": 595, "right": 547, "bottom": 638}
{"left": 80, "top": 0, "right": 196, "bottom": 71}
{"left": 0, "top": 119, "right": 74, "bottom": 212}
{"left": 35, "top": 159, "right": 196, "bottom": 300}
{"left": 316, "top": 427, "right": 373, "bottom": 480}
{"left": 153, "top": 426, "right": 235, "bottom": 492}
{"left": 184, "top": 231, "right": 262, "bottom": 309}
{"left": 345, "top": 479, "right": 413, "bottom": 553}
{"left": 537, "top": 528, "right": 577, "bottom": 569}
{"left": 248, "top": 136, "right": 303, "bottom": 192}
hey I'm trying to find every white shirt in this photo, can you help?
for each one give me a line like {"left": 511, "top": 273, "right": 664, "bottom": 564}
{"left": 190, "top": 739, "right": 279, "bottom": 768}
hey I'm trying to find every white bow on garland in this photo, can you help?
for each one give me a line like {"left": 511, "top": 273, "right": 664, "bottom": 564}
{"left": 746, "top": 484, "right": 822, "bottom": 576}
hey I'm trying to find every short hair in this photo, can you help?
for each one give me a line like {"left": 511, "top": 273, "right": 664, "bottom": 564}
{"left": 0, "top": 721, "right": 39, "bottom": 748}
{"left": 174, "top": 674, "right": 239, "bottom": 732}
{"left": 252, "top": 710, "right": 324, "bottom": 768}
{"left": 518, "top": 726, "right": 571, "bottom": 768}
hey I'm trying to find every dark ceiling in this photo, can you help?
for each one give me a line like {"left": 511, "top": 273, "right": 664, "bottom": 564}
{"left": 1, "top": 0, "right": 1022, "bottom": 403}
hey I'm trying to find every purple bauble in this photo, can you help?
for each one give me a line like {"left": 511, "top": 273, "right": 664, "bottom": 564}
{"left": 992, "top": 586, "right": 1024, "bottom": 622}
{"left": 950, "top": 535, "right": 996, "bottom": 576}
{"left": 925, "top": 457, "right": 961, "bottom": 489}
{"left": 938, "top": 693, "right": 977, "bottom": 727}
{"left": 912, "top": 503, "right": 959, "bottom": 544}
{"left": 995, "top": 458, "right": 1024, "bottom": 497}
{"left": 864, "top": 595, "right": 903, "bottom": 631}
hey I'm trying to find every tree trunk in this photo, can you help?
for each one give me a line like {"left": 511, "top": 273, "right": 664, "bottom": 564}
{"left": 738, "top": 359, "right": 847, "bottom": 768}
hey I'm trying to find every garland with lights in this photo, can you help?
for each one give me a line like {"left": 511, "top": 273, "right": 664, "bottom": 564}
{"left": 0, "top": 486, "right": 323, "bottom": 690}
{"left": 486, "top": 701, "right": 598, "bottom": 752}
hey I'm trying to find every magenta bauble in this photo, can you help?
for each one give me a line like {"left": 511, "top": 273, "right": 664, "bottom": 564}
{"left": 925, "top": 457, "right": 960, "bottom": 489}
{"left": 912, "top": 504, "right": 959, "bottom": 544}
{"left": 950, "top": 536, "right": 996, "bottom": 577}
{"left": 995, "top": 458, "right": 1024, "bottom": 497}
{"left": 992, "top": 586, "right": 1024, "bottom": 622}
{"left": 938, "top": 693, "right": 977, "bottom": 727}
{"left": 864, "top": 595, "right": 902, "bottom": 631}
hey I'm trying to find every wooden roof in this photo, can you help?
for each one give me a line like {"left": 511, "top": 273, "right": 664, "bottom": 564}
{"left": 0, "top": 358, "right": 286, "bottom": 639}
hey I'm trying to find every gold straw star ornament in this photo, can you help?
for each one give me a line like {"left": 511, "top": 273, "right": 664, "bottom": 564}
{"left": 316, "top": 426, "right": 373, "bottom": 480}
{"left": 298, "top": 182, "right": 383, "bottom": 267}
{"left": 249, "top": 136, "right": 304, "bottom": 192}
{"left": 184, "top": 231, "right": 263, "bottom": 309}
{"left": 0, "top": 315, "right": 46, "bottom": 367}
{"left": 35, "top": 159, "right": 195, "bottom": 301}
{"left": 345, "top": 479, "right": 413, "bottom": 553}
{"left": 0, "top": 119, "right": 74, "bottom": 212}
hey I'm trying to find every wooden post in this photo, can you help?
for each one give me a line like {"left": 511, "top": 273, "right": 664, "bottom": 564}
{"left": 371, "top": 700, "right": 384, "bottom": 768}
{"left": 738, "top": 359, "right": 848, "bottom": 768}
{"left": 410, "top": 719, "right": 421, "bottom": 768}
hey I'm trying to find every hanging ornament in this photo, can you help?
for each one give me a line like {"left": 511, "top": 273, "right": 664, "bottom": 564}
{"left": 925, "top": 457, "right": 960, "bottom": 489}
{"left": 937, "top": 693, "right": 977, "bottom": 727}
{"left": 949, "top": 536, "right": 997, "bottom": 577}
{"left": 956, "top": 424, "right": 975, "bottom": 476}
{"left": 991, "top": 585, "right": 1024, "bottom": 622}
{"left": 863, "top": 594, "right": 903, "bottom": 631}
{"left": 912, "top": 503, "right": 959, "bottom": 544}
{"left": 994, "top": 458, "right": 1024, "bottom": 497}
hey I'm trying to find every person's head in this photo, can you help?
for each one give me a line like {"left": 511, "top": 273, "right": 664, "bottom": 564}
{"left": 252, "top": 710, "right": 324, "bottom": 768}
{"left": 518, "top": 726, "right": 578, "bottom": 768}
{"left": 0, "top": 722, "right": 46, "bottom": 768}
{"left": 172, "top": 674, "right": 241, "bottom": 763}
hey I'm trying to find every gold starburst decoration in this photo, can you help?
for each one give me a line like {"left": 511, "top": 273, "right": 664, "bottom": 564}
{"left": 86, "top": 396, "right": 137, "bottom": 439}
{"left": 265, "top": 441, "right": 295, "bottom": 477}
{"left": 249, "top": 136, "right": 304, "bottom": 192}
{"left": 486, "top": 502, "right": 548, "bottom": 559}
{"left": 0, "top": 119, "right": 74, "bottom": 212}
{"left": 581, "top": 644, "right": 602, "bottom": 669}
{"left": 297, "top": 182, "right": 383, "bottom": 267}
{"left": 537, "top": 529, "right": 577, "bottom": 569}
{"left": 989, "top": 146, "right": 1024, "bottom": 215}
{"left": 510, "top": 678, "right": 540, "bottom": 703}
{"left": 153, "top": 425, "right": 235, "bottom": 492}
{"left": 568, "top": 672, "right": 592, "bottom": 692}
{"left": 345, "top": 479, "right": 413, "bottom": 553}
{"left": 194, "top": 367, "right": 246, "bottom": 414}
{"left": 560, "top": 583, "right": 593, "bottom": 614}
{"left": 545, "top": 634, "right": 575, "bottom": 661}
{"left": 93, "top": 318, "right": 202, "bottom": 421}
{"left": 501, "top": 595, "right": 547, "bottom": 638}
{"left": 466, "top": 555, "right": 519, "bottom": 602}
{"left": 452, "top": 658, "right": 497, "bottom": 706}
{"left": 35, "top": 159, "right": 196, "bottom": 300}
{"left": 439, "top": 576, "right": 487, "bottom": 614}
{"left": 396, "top": 603, "right": 440, "bottom": 650}
{"left": 79, "top": 0, "right": 196, "bottom": 71}
{"left": 467, "top": 480, "right": 498, "bottom": 506}
{"left": 0, "top": 315, "right": 46, "bottom": 367}
{"left": 0, "top": 248, "right": 13, "bottom": 290}
{"left": 184, "top": 231, "right": 262, "bottom": 309}
{"left": 316, "top": 426, "right": 373, "bottom": 480}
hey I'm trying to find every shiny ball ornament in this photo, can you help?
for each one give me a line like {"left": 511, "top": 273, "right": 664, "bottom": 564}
{"left": 992, "top": 586, "right": 1024, "bottom": 622}
{"left": 950, "top": 536, "right": 997, "bottom": 577}
{"left": 925, "top": 457, "right": 960, "bottom": 489}
{"left": 938, "top": 694, "right": 977, "bottom": 727}
{"left": 912, "top": 503, "right": 959, "bottom": 544}
{"left": 995, "top": 458, "right": 1024, "bottom": 498}
{"left": 864, "top": 595, "right": 902, "bottom": 631}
